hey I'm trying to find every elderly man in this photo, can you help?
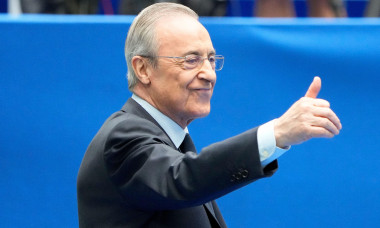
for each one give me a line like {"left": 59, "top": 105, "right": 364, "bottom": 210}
{"left": 77, "top": 2, "right": 341, "bottom": 227}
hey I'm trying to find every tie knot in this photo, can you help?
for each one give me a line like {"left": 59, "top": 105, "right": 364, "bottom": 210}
{"left": 179, "top": 133, "right": 196, "bottom": 153}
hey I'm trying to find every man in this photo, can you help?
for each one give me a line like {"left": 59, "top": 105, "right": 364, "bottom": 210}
{"left": 77, "top": 2, "right": 342, "bottom": 227}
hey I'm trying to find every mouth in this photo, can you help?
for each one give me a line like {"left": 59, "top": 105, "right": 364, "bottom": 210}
{"left": 188, "top": 83, "right": 214, "bottom": 97}
{"left": 191, "top": 84, "right": 213, "bottom": 91}
{"left": 195, "top": 88, "right": 211, "bottom": 91}
{"left": 191, "top": 88, "right": 213, "bottom": 99}
{"left": 193, "top": 88, "right": 212, "bottom": 95}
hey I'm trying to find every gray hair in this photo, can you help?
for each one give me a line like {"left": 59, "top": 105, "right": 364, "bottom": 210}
{"left": 124, "top": 2, "right": 199, "bottom": 91}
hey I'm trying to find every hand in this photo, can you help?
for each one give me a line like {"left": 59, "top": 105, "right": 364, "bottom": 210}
{"left": 274, "top": 76, "right": 342, "bottom": 148}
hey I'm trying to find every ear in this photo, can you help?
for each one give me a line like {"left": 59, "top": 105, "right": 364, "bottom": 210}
{"left": 131, "top": 56, "right": 152, "bottom": 85}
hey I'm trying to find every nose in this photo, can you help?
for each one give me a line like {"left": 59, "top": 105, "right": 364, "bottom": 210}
{"left": 197, "top": 59, "right": 217, "bottom": 83}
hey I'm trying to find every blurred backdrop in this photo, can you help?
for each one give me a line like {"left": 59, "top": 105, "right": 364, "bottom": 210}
{"left": 1, "top": 0, "right": 379, "bottom": 17}
{"left": 1, "top": 2, "right": 380, "bottom": 227}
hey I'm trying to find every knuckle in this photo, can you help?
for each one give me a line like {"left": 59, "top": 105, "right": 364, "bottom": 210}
{"left": 325, "top": 100, "right": 331, "bottom": 107}
{"left": 319, "top": 99, "right": 330, "bottom": 107}
{"left": 324, "top": 110, "right": 333, "bottom": 119}
{"left": 325, "top": 130, "right": 334, "bottom": 138}
{"left": 299, "top": 102, "right": 311, "bottom": 111}
{"left": 321, "top": 118, "right": 330, "bottom": 126}
{"left": 314, "top": 129, "right": 326, "bottom": 138}
{"left": 300, "top": 97, "right": 308, "bottom": 102}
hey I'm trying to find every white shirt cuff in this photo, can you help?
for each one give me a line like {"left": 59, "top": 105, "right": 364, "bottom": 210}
{"left": 257, "top": 120, "right": 289, "bottom": 167}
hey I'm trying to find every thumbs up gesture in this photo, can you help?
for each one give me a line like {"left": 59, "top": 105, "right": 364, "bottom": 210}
{"left": 304, "top": 76, "right": 321, "bottom": 98}
{"left": 274, "top": 77, "right": 342, "bottom": 148}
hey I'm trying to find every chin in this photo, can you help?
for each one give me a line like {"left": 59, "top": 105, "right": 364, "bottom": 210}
{"left": 193, "top": 106, "right": 211, "bottom": 118}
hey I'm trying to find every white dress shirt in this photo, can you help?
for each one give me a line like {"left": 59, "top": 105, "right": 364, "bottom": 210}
{"left": 132, "top": 94, "right": 288, "bottom": 167}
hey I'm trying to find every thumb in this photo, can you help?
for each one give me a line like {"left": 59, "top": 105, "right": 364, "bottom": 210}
{"left": 305, "top": 76, "right": 321, "bottom": 98}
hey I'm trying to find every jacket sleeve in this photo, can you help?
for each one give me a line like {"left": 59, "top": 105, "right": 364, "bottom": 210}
{"left": 103, "top": 115, "right": 278, "bottom": 211}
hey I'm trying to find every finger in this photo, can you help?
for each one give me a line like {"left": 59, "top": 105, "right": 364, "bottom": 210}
{"left": 305, "top": 76, "right": 321, "bottom": 98}
{"left": 312, "top": 116, "right": 341, "bottom": 135}
{"left": 309, "top": 126, "right": 336, "bottom": 138}
{"left": 299, "top": 97, "right": 329, "bottom": 107}
{"left": 312, "top": 107, "right": 342, "bottom": 130}
{"left": 312, "top": 98, "right": 330, "bottom": 108}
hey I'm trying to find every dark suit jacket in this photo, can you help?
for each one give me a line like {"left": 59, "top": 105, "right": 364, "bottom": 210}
{"left": 77, "top": 98, "right": 278, "bottom": 227}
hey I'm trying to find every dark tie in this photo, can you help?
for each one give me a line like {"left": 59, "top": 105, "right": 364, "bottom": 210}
{"left": 179, "top": 133, "right": 196, "bottom": 153}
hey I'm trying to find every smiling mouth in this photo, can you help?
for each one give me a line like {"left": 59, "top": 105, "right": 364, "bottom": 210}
{"left": 193, "top": 88, "right": 212, "bottom": 95}
{"left": 195, "top": 88, "right": 211, "bottom": 91}
{"left": 192, "top": 88, "right": 213, "bottom": 98}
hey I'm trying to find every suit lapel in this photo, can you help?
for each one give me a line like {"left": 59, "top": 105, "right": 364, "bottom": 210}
{"left": 121, "top": 98, "right": 176, "bottom": 149}
{"left": 211, "top": 201, "right": 227, "bottom": 228}
{"left": 204, "top": 202, "right": 223, "bottom": 228}
{"left": 204, "top": 202, "right": 216, "bottom": 217}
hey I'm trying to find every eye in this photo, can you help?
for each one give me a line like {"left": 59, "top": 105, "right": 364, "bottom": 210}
{"left": 208, "top": 55, "right": 216, "bottom": 63}
{"left": 185, "top": 55, "right": 200, "bottom": 65}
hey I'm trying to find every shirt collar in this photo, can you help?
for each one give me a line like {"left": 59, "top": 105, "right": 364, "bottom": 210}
{"left": 132, "top": 94, "right": 188, "bottom": 148}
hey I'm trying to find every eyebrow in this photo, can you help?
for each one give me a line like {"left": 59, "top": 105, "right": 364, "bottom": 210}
{"left": 182, "top": 49, "right": 216, "bottom": 57}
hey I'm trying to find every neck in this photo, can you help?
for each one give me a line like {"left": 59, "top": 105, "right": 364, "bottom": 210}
{"left": 133, "top": 86, "right": 189, "bottom": 129}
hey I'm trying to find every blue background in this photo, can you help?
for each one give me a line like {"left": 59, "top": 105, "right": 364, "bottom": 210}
{"left": 1, "top": 15, "right": 379, "bottom": 227}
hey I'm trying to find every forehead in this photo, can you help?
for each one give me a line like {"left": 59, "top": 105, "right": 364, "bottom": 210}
{"left": 155, "top": 15, "right": 215, "bottom": 55}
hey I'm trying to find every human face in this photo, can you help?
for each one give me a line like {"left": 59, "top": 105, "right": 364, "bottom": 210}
{"left": 146, "top": 15, "right": 217, "bottom": 128}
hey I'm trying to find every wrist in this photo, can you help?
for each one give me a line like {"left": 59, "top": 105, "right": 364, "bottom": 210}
{"left": 273, "top": 118, "right": 289, "bottom": 149}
